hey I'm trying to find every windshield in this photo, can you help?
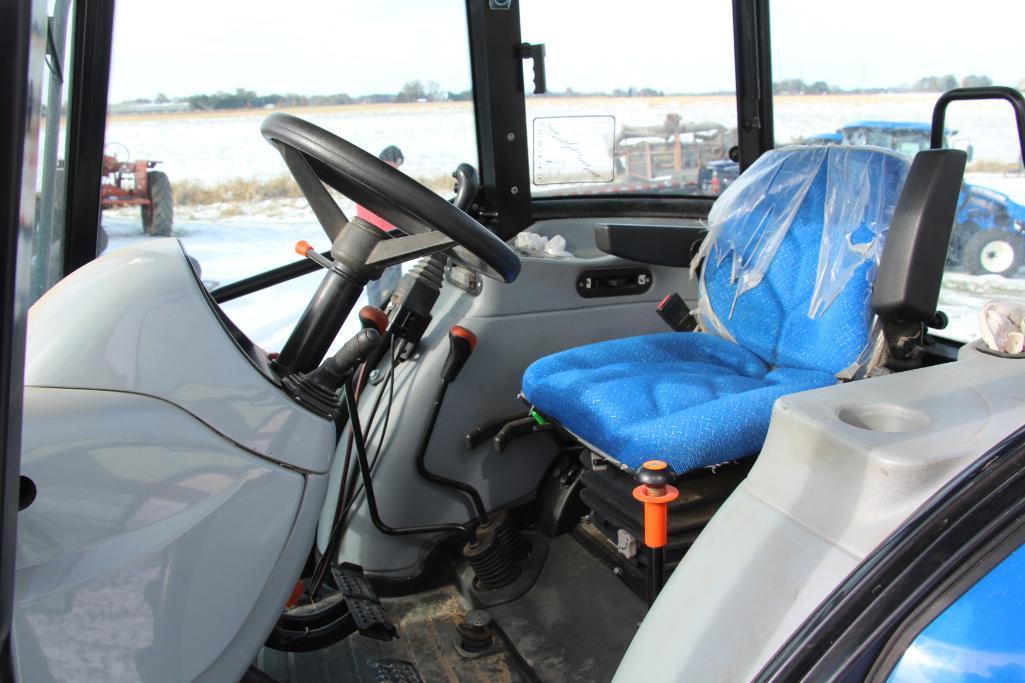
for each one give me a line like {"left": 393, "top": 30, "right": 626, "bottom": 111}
{"left": 520, "top": 0, "right": 738, "bottom": 199}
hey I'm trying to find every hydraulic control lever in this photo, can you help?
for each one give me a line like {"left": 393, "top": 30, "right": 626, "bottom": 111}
{"left": 306, "top": 328, "right": 381, "bottom": 391}
{"left": 415, "top": 326, "right": 489, "bottom": 523}
{"left": 282, "top": 328, "right": 381, "bottom": 420}
{"left": 441, "top": 325, "right": 475, "bottom": 382}
{"left": 633, "top": 460, "right": 679, "bottom": 606}
{"left": 358, "top": 304, "right": 388, "bottom": 334}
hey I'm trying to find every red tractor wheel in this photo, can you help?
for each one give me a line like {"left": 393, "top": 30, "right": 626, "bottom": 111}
{"left": 141, "top": 170, "right": 173, "bottom": 236}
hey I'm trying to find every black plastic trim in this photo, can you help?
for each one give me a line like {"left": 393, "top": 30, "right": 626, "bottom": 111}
{"left": 732, "top": 0, "right": 774, "bottom": 170}
{"left": 531, "top": 195, "right": 714, "bottom": 222}
{"left": 576, "top": 267, "right": 653, "bottom": 298}
{"left": 466, "top": 0, "right": 532, "bottom": 240}
{"left": 756, "top": 423, "right": 1025, "bottom": 682}
{"left": 62, "top": 0, "right": 114, "bottom": 275}
{"left": 871, "top": 149, "right": 967, "bottom": 322}
{"left": 595, "top": 223, "right": 706, "bottom": 267}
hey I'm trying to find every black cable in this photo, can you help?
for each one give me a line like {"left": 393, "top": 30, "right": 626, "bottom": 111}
{"left": 343, "top": 380, "right": 475, "bottom": 541}
{"left": 339, "top": 340, "right": 398, "bottom": 521}
{"left": 309, "top": 343, "right": 398, "bottom": 598}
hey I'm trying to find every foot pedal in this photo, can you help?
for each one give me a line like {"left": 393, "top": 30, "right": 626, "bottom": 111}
{"left": 332, "top": 563, "right": 398, "bottom": 641}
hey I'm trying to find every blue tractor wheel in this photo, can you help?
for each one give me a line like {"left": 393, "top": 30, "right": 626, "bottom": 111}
{"left": 947, "top": 220, "right": 978, "bottom": 268}
{"left": 964, "top": 230, "right": 1023, "bottom": 277}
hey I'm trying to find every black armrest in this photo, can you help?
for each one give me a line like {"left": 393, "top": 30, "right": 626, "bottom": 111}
{"left": 872, "top": 149, "right": 967, "bottom": 322}
{"left": 594, "top": 223, "right": 706, "bottom": 267}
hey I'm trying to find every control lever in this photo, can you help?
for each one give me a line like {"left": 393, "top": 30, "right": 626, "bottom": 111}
{"left": 465, "top": 411, "right": 552, "bottom": 452}
{"left": 358, "top": 305, "right": 388, "bottom": 334}
{"left": 442, "top": 326, "right": 476, "bottom": 382}
{"left": 633, "top": 460, "right": 679, "bottom": 606}
{"left": 280, "top": 328, "right": 381, "bottom": 420}
{"left": 306, "top": 328, "right": 381, "bottom": 392}
{"left": 415, "top": 326, "right": 488, "bottom": 523}
{"left": 295, "top": 240, "right": 334, "bottom": 270}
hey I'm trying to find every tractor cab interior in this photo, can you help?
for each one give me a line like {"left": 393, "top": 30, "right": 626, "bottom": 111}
{"left": 8, "top": 1, "right": 1025, "bottom": 682}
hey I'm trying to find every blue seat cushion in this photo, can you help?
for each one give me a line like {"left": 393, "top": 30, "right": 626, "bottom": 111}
{"left": 522, "top": 332, "right": 835, "bottom": 472}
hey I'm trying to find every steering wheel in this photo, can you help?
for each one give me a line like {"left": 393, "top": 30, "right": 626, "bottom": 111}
{"left": 260, "top": 113, "right": 520, "bottom": 283}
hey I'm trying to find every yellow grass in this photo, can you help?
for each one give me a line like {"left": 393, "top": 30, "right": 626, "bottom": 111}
{"left": 172, "top": 172, "right": 455, "bottom": 206}
{"left": 968, "top": 159, "right": 1023, "bottom": 173}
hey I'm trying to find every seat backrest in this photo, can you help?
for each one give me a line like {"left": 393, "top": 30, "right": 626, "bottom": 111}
{"left": 694, "top": 145, "right": 910, "bottom": 375}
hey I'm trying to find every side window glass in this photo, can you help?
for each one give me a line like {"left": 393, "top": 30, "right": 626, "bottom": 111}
{"left": 887, "top": 543, "right": 1025, "bottom": 682}
{"left": 103, "top": 1, "right": 479, "bottom": 351}
{"left": 519, "top": 0, "right": 738, "bottom": 199}
{"left": 31, "top": 0, "right": 76, "bottom": 303}
{"left": 770, "top": 0, "right": 1025, "bottom": 345}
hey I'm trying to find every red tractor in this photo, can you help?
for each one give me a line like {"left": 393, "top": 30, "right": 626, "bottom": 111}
{"left": 100, "top": 147, "right": 173, "bottom": 236}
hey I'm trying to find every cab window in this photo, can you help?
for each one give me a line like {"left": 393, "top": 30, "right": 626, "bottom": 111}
{"left": 770, "top": 0, "right": 1025, "bottom": 344}
{"left": 519, "top": 0, "right": 738, "bottom": 199}
{"left": 103, "top": 0, "right": 479, "bottom": 348}
{"left": 886, "top": 542, "right": 1025, "bottom": 682}
{"left": 31, "top": 0, "right": 77, "bottom": 304}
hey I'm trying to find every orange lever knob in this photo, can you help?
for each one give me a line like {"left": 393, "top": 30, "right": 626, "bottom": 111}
{"left": 632, "top": 459, "right": 679, "bottom": 548}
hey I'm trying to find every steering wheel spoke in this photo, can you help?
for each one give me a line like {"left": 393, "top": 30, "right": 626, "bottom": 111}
{"left": 261, "top": 113, "right": 520, "bottom": 283}
{"left": 366, "top": 232, "right": 456, "bottom": 269}
{"left": 279, "top": 144, "right": 348, "bottom": 242}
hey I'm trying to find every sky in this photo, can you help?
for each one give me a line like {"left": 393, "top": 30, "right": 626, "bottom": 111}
{"left": 106, "top": 0, "right": 1025, "bottom": 103}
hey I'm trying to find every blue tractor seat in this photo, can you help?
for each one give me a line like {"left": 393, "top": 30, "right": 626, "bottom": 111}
{"left": 522, "top": 145, "right": 912, "bottom": 473}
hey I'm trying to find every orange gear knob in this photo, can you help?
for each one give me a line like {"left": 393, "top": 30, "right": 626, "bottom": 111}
{"left": 632, "top": 460, "right": 679, "bottom": 549}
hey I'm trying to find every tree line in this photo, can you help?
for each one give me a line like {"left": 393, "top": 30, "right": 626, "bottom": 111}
{"left": 120, "top": 74, "right": 1012, "bottom": 111}
{"left": 773, "top": 74, "right": 996, "bottom": 95}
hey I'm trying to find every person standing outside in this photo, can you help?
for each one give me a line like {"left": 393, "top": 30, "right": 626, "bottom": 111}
{"left": 357, "top": 145, "right": 404, "bottom": 308}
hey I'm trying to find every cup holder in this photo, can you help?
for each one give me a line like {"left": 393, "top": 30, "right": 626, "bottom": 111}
{"left": 837, "top": 404, "right": 931, "bottom": 433}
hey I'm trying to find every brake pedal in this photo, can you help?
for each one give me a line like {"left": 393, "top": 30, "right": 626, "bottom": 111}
{"left": 332, "top": 563, "right": 398, "bottom": 641}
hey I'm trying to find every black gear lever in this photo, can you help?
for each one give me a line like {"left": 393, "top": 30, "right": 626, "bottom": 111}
{"left": 442, "top": 326, "right": 476, "bottom": 383}
{"left": 306, "top": 328, "right": 381, "bottom": 391}
{"left": 281, "top": 328, "right": 381, "bottom": 420}
{"left": 415, "top": 325, "right": 488, "bottom": 522}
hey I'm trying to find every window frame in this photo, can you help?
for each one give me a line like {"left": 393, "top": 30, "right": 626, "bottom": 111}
{"left": 62, "top": 0, "right": 114, "bottom": 276}
{"left": 755, "top": 423, "right": 1025, "bottom": 682}
{"left": 475, "top": 0, "right": 771, "bottom": 235}
{"left": 0, "top": 0, "right": 48, "bottom": 671}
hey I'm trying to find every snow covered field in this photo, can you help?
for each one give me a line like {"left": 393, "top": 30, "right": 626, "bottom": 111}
{"left": 104, "top": 93, "right": 1025, "bottom": 184}
{"left": 100, "top": 94, "right": 1025, "bottom": 348}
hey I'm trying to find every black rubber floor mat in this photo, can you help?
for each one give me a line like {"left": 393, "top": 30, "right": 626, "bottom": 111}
{"left": 259, "top": 585, "right": 529, "bottom": 682}
{"left": 489, "top": 535, "right": 647, "bottom": 682}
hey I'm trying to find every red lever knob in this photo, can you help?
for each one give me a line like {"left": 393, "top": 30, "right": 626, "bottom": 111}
{"left": 442, "top": 326, "right": 477, "bottom": 383}
{"left": 358, "top": 305, "right": 389, "bottom": 334}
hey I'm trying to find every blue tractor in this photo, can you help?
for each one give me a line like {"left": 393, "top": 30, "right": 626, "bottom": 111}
{"left": 813, "top": 120, "right": 1025, "bottom": 276}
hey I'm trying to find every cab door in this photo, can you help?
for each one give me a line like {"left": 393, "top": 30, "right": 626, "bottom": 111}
{"left": 0, "top": 0, "right": 47, "bottom": 678}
